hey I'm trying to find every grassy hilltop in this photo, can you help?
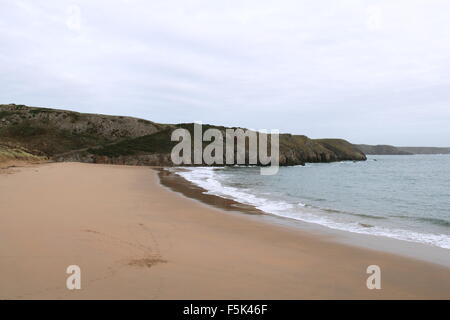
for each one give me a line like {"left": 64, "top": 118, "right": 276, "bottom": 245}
{"left": 0, "top": 104, "right": 366, "bottom": 166}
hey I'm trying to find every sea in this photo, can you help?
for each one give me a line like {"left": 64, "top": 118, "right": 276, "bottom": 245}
{"left": 172, "top": 155, "right": 450, "bottom": 250}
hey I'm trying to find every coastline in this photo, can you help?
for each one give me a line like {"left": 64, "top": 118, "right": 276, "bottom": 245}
{"left": 1, "top": 162, "right": 450, "bottom": 299}
{"left": 160, "top": 167, "right": 450, "bottom": 268}
{"left": 157, "top": 168, "right": 264, "bottom": 215}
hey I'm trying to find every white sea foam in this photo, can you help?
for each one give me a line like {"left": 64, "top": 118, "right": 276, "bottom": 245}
{"left": 171, "top": 167, "right": 450, "bottom": 250}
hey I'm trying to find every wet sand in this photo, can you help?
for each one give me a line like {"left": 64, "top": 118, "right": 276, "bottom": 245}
{"left": 1, "top": 162, "right": 449, "bottom": 299}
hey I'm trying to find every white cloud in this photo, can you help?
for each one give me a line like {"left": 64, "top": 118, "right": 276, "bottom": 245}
{"left": 66, "top": 4, "right": 81, "bottom": 32}
{"left": 366, "top": 5, "right": 383, "bottom": 31}
{"left": 1, "top": 0, "right": 450, "bottom": 146}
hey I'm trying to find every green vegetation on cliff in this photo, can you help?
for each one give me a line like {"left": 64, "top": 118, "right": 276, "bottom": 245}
{"left": 89, "top": 124, "right": 366, "bottom": 165}
{"left": 1, "top": 104, "right": 366, "bottom": 166}
{"left": 0, "top": 104, "right": 165, "bottom": 156}
{"left": 88, "top": 129, "right": 177, "bottom": 157}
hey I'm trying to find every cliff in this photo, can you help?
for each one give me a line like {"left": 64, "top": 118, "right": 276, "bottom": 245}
{"left": 397, "top": 147, "right": 450, "bottom": 154}
{"left": 355, "top": 144, "right": 450, "bottom": 155}
{"left": 355, "top": 144, "right": 412, "bottom": 155}
{"left": 61, "top": 124, "right": 367, "bottom": 165}
{"left": 1, "top": 104, "right": 366, "bottom": 166}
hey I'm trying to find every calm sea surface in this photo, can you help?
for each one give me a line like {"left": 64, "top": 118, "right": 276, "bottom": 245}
{"left": 174, "top": 155, "right": 450, "bottom": 249}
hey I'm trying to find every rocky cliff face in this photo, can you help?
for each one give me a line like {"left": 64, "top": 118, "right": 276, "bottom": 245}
{"left": 355, "top": 144, "right": 412, "bottom": 155}
{"left": 64, "top": 125, "right": 366, "bottom": 166}
{"left": 1, "top": 104, "right": 366, "bottom": 166}
{"left": 55, "top": 151, "right": 173, "bottom": 166}
{"left": 279, "top": 135, "right": 366, "bottom": 164}
{"left": 0, "top": 104, "right": 163, "bottom": 139}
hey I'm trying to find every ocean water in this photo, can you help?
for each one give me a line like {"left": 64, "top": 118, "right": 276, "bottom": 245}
{"left": 173, "top": 155, "right": 450, "bottom": 249}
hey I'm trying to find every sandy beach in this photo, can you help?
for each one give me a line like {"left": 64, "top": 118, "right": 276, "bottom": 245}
{"left": 1, "top": 162, "right": 450, "bottom": 299}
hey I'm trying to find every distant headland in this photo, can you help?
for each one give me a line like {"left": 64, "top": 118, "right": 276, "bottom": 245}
{"left": 356, "top": 144, "right": 450, "bottom": 155}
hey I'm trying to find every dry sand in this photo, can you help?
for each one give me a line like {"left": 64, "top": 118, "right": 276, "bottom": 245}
{"left": 1, "top": 162, "right": 449, "bottom": 299}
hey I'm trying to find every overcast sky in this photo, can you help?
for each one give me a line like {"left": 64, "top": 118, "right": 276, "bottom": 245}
{"left": 1, "top": 0, "right": 449, "bottom": 146}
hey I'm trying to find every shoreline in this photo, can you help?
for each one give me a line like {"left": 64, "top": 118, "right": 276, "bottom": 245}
{"left": 1, "top": 162, "right": 450, "bottom": 299}
{"left": 157, "top": 168, "right": 264, "bottom": 215}
{"left": 159, "top": 167, "right": 450, "bottom": 268}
